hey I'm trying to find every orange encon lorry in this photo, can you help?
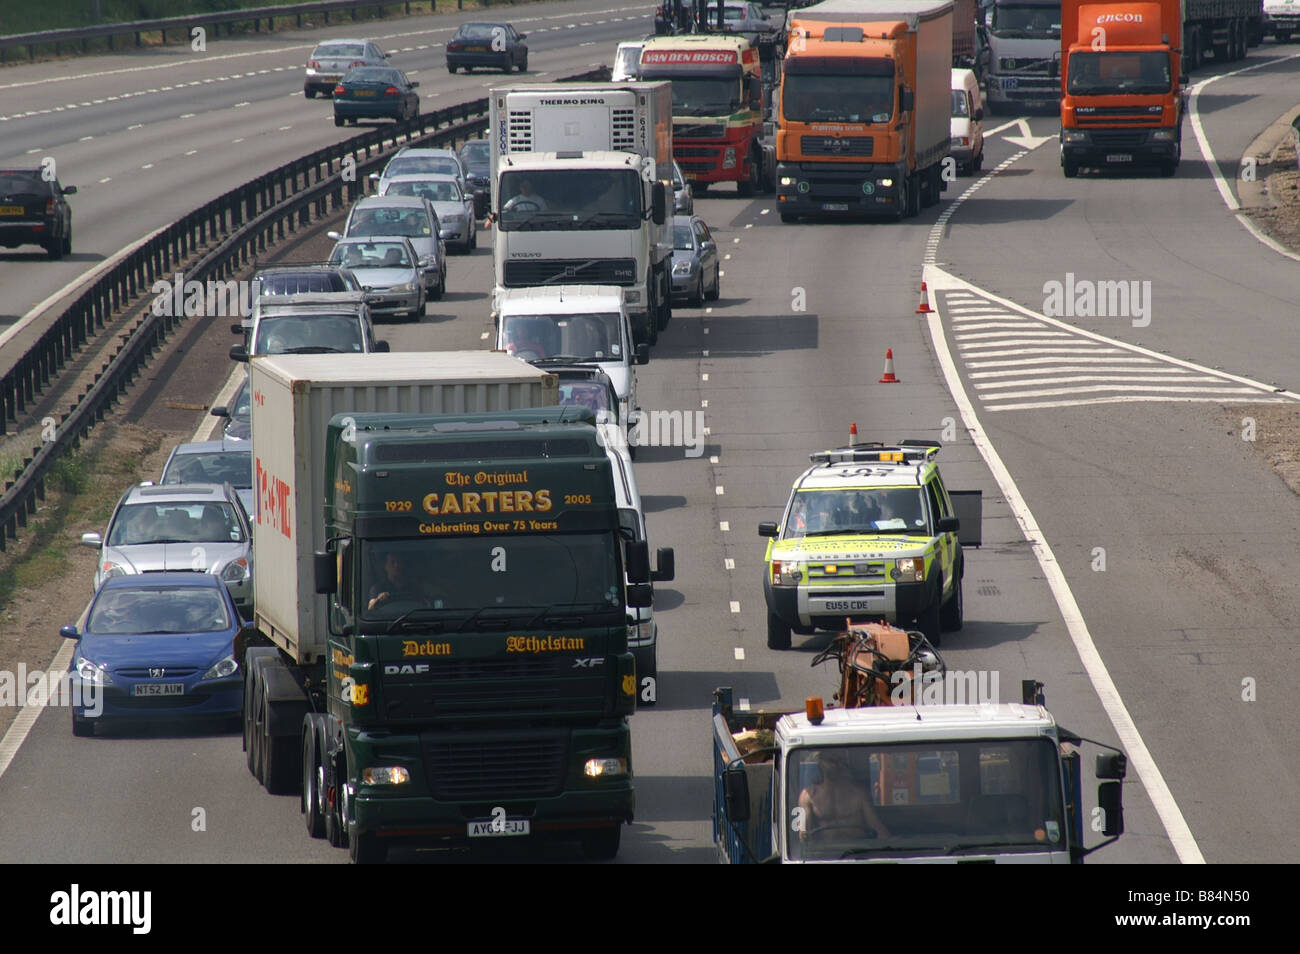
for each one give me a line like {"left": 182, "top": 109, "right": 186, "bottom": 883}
{"left": 1058, "top": 0, "right": 1185, "bottom": 177}
{"left": 637, "top": 33, "right": 771, "bottom": 195}
{"left": 776, "top": 0, "right": 953, "bottom": 221}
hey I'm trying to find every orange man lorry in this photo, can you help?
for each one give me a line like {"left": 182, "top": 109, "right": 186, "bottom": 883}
{"left": 776, "top": 0, "right": 954, "bottom": 221}
{"left": 1058, "top": 0, "right": 1185, "bottom": 176}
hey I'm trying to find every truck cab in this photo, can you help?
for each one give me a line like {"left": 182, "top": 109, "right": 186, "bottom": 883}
{"left": 977, "top": 0, "right": 1062, "bottom": 113}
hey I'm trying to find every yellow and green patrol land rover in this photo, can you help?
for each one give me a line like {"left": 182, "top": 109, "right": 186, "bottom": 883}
{"left": 758, "top": 442, "right": 980, "bottom": 650}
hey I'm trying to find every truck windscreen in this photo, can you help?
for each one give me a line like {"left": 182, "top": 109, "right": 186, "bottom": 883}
{"left": 641, "top": 73, "right": 740, "bottom": 117}
{"left": 989, "top": 3, "right": 1061, "bottom": 38}
{"left": 786, "top": 738, "right": 1067, "bottom": 861}
{"left": 1067, "top": 52, "right": 1172, "bottom": 96}
{"left": 783, "top": 75, "right": 894, "bottom": 124}
{"left": 498, "top": 169, "right": 640, "bottom": 230}
{"left": 359, "top": 535, "right": 622, "bottom": 619}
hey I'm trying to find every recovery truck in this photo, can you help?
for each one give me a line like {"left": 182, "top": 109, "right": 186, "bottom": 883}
{"left": 977, "top": 0, "right": 1063, "bottom": 113}
{"left": 712, "top": 628, "right": 1128, "bottom": 863}
{"left": 776, "top": 0, "right": 954, "bottom": 221}
{"left": 637, "top": 32, "right": 775, "bottom": 197}
{"left": 488, "top": 82, "right": 673, "bottom": 347}
{"left": 1059, "top": 0, "right": 1196, "bottom": 176}
{"left": 241, "top": 353, "right": 648, "bottom": 862}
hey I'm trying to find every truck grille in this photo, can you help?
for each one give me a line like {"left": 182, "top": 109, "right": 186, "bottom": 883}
{"left": 674, "top": 124, "right": 725, "bottom": 139}
{"left": 676, "top": 146, "right": 719, "bottom": 157}
{"left": 424, "top": 731, "right": 567, "bottom": 801}
{"left": 503, "top": 258, "right": 637, "bottom": 286}
{"left": 1087, "top": 130, "right": 1148, "bottom": 148}
{"left": 800, "top": 136, "right": 873, "bottom": 157}
{"left": 381, "top": 656, "right": 608, "bottom": 719}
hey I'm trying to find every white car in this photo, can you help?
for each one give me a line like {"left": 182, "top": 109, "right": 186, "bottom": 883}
{"left": 378, "top": 174, "right": 477, "bottom": 252}
{"left": 950, "top": 68, "right": 985, "bottom": 175}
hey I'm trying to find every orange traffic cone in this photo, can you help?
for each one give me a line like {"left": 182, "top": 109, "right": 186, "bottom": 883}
{"left": 849, "top": 422, "right": 858, "bottom": 446}
{"left": 915, "top": 281, "right": 932, "bottom": 314}
{"left": 879, "top": 349, "right": 900, "bottom": 383}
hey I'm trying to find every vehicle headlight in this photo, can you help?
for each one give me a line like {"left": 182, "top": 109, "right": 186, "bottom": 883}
{"left": 201, "top": 654, "right": 239, "bottom": 680}
{"left": 100, "top": 561, "right": 130, "bottom": 580}
{"left": 628, "top": 619, "right": 653, "bottom": 642}
{"left": 624, "top": 290, "right": 642, "bottom": 305}
{"left": 722, "top": 147, "right": 737, "bottom": 169}
{"left": 76, "top": 656, "right": 113, "bottom": 685}
{"left": 220, "top": 558, "right": 250, "bottom": 583}
{"left": 584, "top": 758, "right": 628, "bottom": 778}
{"left": 779, "top": 176, "right": 795, "bottom": 186}
{"left": 362, "top": 766, "right": 411, "bottom": 785}
{"left": 891, "top": 557, "right": 925, "bottom": 582}
{"left": 1063, "top": 130, "right": 1086, "bottom": 143}
{"left": 771, "top": 560, "right": 802, "bottom": 585}
{"left": 877, "top": 177, "right": 894, "bottom": 188}
{"left": 392, "top": 282, "right": 416, "bottom": 293}
{"left": 1151, "top": 129, "right": 1174, "bottom": 141}
{"left": 673, "top": 260, "right": 691, "bottom": 274}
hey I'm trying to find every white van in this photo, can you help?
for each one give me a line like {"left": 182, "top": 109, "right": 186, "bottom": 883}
{"left": 950, "top": 68, "right": 985, "bottom": 175}
{"left": 605, "top": 434, "right": 673, "bottom": 703}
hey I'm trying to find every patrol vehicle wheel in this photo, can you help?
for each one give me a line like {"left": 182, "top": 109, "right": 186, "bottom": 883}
{"left": 918, "top": 590, "right": 942, "bottom": 647}
{"left": 940, "top": 569, "right": 963, "bottom": 632}
{"left": 766, "top": 611, "right": 792, "bottom": 650}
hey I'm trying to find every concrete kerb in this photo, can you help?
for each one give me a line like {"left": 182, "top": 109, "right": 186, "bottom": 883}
{"left": 1236, "top": 102, "right": 1300, "bottom": 211}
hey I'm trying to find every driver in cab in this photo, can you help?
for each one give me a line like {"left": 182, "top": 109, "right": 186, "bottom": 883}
{"left": 367, "top": 550, "right": 430, "bottom": 612}
{"left": 798, "top": 749, "right": 892, "bottom": 843}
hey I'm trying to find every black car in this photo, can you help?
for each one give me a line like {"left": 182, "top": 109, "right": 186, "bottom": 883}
{"left": 0, "top": 168, "right": 76, "bottom": 259}
{"left": 446, "top": 22, "right": 528, "bottom": 73}
{"left": 457, "top": 139, "right": 492, "bottom": 218}
{"left": 332, "top": 67, "right": 420, "bottom": 126}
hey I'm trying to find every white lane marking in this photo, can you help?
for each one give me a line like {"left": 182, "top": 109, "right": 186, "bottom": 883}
{"left": 734, "top": 647, "right": 745, "bottom": 659}
{"left": 729, "top": 601, "right": 740, "bottom": 613}
{"left": 710, "top": 455, "right": 719, "bottom": 464}
{"left": 927, "top": 264, "right": 1205, "bottom": 865}
{"left": 724, "top": 558, "right": 735, "bottom": 570}
{"left": 0, "top": 641, "right": 78, "bottom": 783}
{"left": 715, "top": 485, "right": 724, "bottom": 495}
{"left": 719, "top": 521, "right": 729, "bottom": 531}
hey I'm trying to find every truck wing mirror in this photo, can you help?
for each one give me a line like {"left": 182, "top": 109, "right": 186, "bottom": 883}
{"left": 723, "top": 763, "right": 751, "bottom": 823}
{"left": 900, "top": 88, "right": 914, "bottom": 113}
{"left": 636, "top": 342, "right": 650, "bottom": 365}
{"left": 1096, "top": 752, "right": 1127, "bottom": 780}
{"left": 230, "top": 344, "right": 249, "bottom": 363}
{"left": 628, "top": 581, "right": 653, "bottom": 607}
{"left": 1098, "top": 781, "right": 1124, "bottom": 837}
{"left": 758, "top": 521, "right": 778, "bottom": 537}
{"left": 626, "top": 539, "right": 650, "bottom": 583}
{"left": 375, "top": 340, "right": 391, "bottom": 353}
{"left": 651, "top": 181, "right": 667, "bottom": 225}
{"left": 231, "top": 323, "right": 245, "bottom": 335}
{"left": 314, "top": 551, "right": 337, "bottom": 595}
{"left": 1048, "top": 60, "right": 1059, "bottom": 79}
{"left": 652, "top": 547, "right": 675, "bottom": 582}
{"left": 211, "top": 405, "right": 230, "bottom": 419}
{"left": 974, "top": 107, "right": 983, "bottom": 121}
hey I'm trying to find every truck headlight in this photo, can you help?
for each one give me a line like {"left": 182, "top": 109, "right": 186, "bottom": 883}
{"left": 877, "top": 177, "right": 894, "bottom": 188}
{"left": 1063, "top": 131, "right": 1086, "bottom": 143}
{"left": 201, "top": 654, "right": 239, "bottom": 680}
{"left": 722, "top": 147, "right": 737, "bottom": 169}
{"left": 624, "top": 290, "right": 642, "bottom": 305}
{"left": 628, "top": 619, "right": 653, "bottom": 642}
{"left": 891, "top": 557, "right": 925, "bottom": 582}
{"left": 779, "top": 176, "right": 795, "bottom": 186}
{"left": 1151, "top": 129, "right": 1174, "bottom": 141}
{"left": 361, "top": 766, "right": 411, "bottom": 785}
{"left": 772, "top": 560, "right": 802, "bottom": 585}
{"left": 584, "top": 758, "right": 628, "bottom": 778}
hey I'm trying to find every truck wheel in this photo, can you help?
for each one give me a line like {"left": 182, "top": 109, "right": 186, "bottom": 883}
{"left": 780, "top": 211, "right": 796, "bottom": 223}
{"left": 766, "top": 610, "right": 792, "bottom": 650}
{"left": 917, "top": 586, "right": 943, "bottom": 647}
{"left": 940, "top": 565, "right": 964, "bottom": 632}
{"left": 325, "top": 750, "right": 348, "bottom": 848}
{"left": 242, "top": 648, "right": 276, "bottom": 776}
{"left": 349, "top": 830, "right": 388, "bottom": 864}
{"left": 737, "top": 154, "right": 759, "bottom": 197}
{"left": 580, "top": 825, "right": 621, "bottom": 860}
{"left": 1062, "top": 158, "right": 1079, "bottom": 178}
{"left": 302, "top": 715, "right": 326, "bottom": 838}
{"left": 1279, "top": 30, "right": 1292, "bottom": 43}
{"left": 906, "top": 174, "right": 922, "bottom": 217}
{"left": 973, "top": 150, "right": 983, "bottom": 173}
{"left": 693, "top": 182, "right": 708, "bottom": 195}
{"left": 1160, "top": 160, "right": 1178, "bottom": 177}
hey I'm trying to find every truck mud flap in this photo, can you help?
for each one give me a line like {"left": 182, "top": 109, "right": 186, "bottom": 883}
{"left": 950, "top": 490, "right": 983, "bottom": 548}
{"left": 261, "top": 658, "right": 309, "bottom": 737}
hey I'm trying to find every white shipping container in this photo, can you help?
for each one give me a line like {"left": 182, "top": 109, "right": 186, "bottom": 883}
{"left": 249, "top": 352, "right": 559, "bottom": 663}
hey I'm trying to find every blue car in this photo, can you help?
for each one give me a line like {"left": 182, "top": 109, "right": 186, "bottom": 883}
{"left": 63, "top": 573, "right": 247, "bottom": 736}
{"left": 333, "top": 67, "right": 420, "bottom": 127}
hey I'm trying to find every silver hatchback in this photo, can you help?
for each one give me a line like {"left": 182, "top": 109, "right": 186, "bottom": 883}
{"left": 81, "top": 483, "right": 254, "bottom": 618}
{"left": 304, "top": 38, "right": 389, "bottom": 98}
{"left": 332, "top": 195, "right": 447, "bottom": 299}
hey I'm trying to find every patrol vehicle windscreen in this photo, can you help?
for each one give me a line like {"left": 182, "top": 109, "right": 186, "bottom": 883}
{"left": 501, "top": 313, "right": 624, "bottom": 362}
{"left": 785, "top": 488, "right": 927, "bottom": 537}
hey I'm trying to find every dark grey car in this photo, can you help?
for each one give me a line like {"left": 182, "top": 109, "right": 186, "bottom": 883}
{"left": 0, "top": 169, "right": 77, "bottom": 259}
{"left": 670, "top": 215, "right": 720, "bottom": 305}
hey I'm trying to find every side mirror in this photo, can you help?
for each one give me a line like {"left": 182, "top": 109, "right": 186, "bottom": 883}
{"left": 1048, "top": 60, "right": 1059, "bottom": 79}
{"left": 410, "top": 81, "right": 419, "bottom": 88}
{"left": 80, "top": 532, "right": 103, "bottom": 549}
{"left": 636, "top": 343, "right": 650, "bottom": 365}
{"left": 211, "top": 405, "right": 230, "bottom": 419}
{"left": 936, "top": 515, "right": 960, "bottom": 533}
{"left": 758, "top": 521, "right": 778, "bottom": 537}
{"left": 723, "top": 762, "right": 751, "bottom": 823}
{"left": 230, "top": 344, "right": 249, "bottom": 363}
{"left": 1098, "top": 781, "right": 1124, "bottom": 837}
{"left": 230, "top": 323, "right": 244, "bottom": 335}
{"left": 628, "top": 582, "right": 654, "bottom": 607}
{"left": 651, "top": 547, "right": 675, "bottom": 582}
{"left": 651, "top": 181, "right": 667, "bottom": 225}
{"left": 63, "top": 185, "right": 78, "bottom": 195}
{"left": 327, "top": 230, "right": 343, "bottom": 240}
{"left": 900, "top": 88, "right": 914, "bottom": 113}
{"left": 518, "top": 32, "right": 528, "bottom": 39}
{"left": 375, "top": 340, "right": 391, "bottom": 353}
{"left": 974, "top": 107, "right": 984, "bottom": 121}
{"left": 1179, "top": 74, "right": 1189, "bottom": 85}
{"left": 1096, "top": 752, "right": 1128, "bottom": 780}
{"left": 60, "top": 624, "right": 80, "bottom": 640}
{"left": 626, "top": 539, "right": 651, "bottom": 583}
{"left": 314, "top": 551, "right": 337, "bottom": 595}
